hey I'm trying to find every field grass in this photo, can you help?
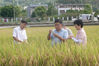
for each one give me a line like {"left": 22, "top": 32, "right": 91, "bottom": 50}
{"left": 0, "top": 26, "right": 99, "bottom": 66}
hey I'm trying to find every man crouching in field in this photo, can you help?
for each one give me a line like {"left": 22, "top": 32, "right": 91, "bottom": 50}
{"left": 69, "top": 20, "right": 87, "bottom": 45}
{"left": 47, "top": 19, "right": 68, "bottom": 46}
{"left": 13, "top": 20, "right": 28, "bottom": 44}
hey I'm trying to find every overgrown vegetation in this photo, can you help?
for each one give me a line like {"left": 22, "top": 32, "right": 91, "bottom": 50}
{"left": 0, "top": 26, "right": 99, "bottom": 66}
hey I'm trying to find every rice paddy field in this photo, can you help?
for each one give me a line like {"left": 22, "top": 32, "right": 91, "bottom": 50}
{"left": 0, "top": 26, "right": 99, "bottom": 66}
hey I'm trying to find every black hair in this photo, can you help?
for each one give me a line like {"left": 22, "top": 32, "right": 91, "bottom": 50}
{"left": 54, "top": 19, "right": 63, "bottom": 24}
{"left": 21, "top": 20, "right": 27, "bottom": 24}
{"left": 74, "top": 19, "right": 83, "bottom": 28}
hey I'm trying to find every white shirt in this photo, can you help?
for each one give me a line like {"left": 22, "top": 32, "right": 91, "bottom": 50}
{"left": 13, "top": 26, "right": 27, "bottom": 42}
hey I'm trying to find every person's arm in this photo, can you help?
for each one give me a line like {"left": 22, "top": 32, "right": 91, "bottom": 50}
{"left": 13, "top": 37, "right": 22, "bottom": 42}
{"left": 53, "top": 30, "right": 68, "bottom": 42}
{"left": 53, "top": 33, "right": 66, "bottom": 42}
{"left": 68, "top": 29, "right": 74, "bottom": 36}
{"left": 23, "top": 40, "right": 28, "bottom": 43}
{"left": 72, "top": 30, "right": 85, "bottom": 44}
{"left": 23, "top": 30, "right": 28, "bottom": 43}
{"left": 48, "top": 33, "right": 51, "bottom": 40}
{"left": 72, "top": 37, "right": 82, "bottom": 44}
{"left": 13, "top": 28, "right": 22, "bottom": 43}
{"left": 47, "top": 30, "right": 52, "bottom": 40}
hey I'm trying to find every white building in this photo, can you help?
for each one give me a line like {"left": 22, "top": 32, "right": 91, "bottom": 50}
{"left": 57, "top": 4, "right": 86, "bottom": 15}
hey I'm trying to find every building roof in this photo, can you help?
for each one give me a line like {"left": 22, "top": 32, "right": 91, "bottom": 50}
{"left": 28, "top": 4, "right": 48, "bottom": 8}
{"left": 58, "top": 4, "right": 87, "bottom": 6}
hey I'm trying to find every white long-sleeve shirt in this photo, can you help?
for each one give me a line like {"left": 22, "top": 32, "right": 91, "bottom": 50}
{"left": 72, "top": 28, "right": 87, "bottom": 45}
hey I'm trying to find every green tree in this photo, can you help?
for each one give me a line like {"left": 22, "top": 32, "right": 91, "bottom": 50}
{"left": 65, "top": 10, "right": 80, "bottom": 17}
{"left": 0, "top": 7, "right": 1, "bottom": 17}
{"left": 94, "top": 9, "right": 99, "bottom": 17}
{"left": 34, "top": 6, "right": 47, "bottom": 19}
{"left": 0, "top": 5, "right": 21, "bottom": 18}
{"left": 31, "top": 11, "right": 36, "bottom": 18}
{"left": 47, "top": 5, "right": 58, "bottom": 16}
{"left": 56, "top": 0, "right": 83, "bottom": 4}
{"left": 83, "top": 4, "right": 92, "bottom": 14}
{"left": 19, "top": 10, "right": 27, "bottom": 17}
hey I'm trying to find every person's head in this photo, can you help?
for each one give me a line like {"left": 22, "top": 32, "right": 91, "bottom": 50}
{"left": 54, "top": 19, "right": 63, "bottom": 31}
{"left": 74, "top": 19, "right": 83, "bottom": 30}
{"left": 20, "top": 20, "right": 27, "bottom": 30}
{"left": 63, "top": 25, "right": 67, "bottom": 29}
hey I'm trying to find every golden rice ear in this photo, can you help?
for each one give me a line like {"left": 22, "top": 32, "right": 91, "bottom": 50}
{"left": 18, "top": 56, "right": 27, "bottom": 66}
{"left": 1, "top": 58, "right": 6, "bottom": 66}
{"left": 9, "top": 57, "right": 16, "bottom": 66}
{"left": 28, "top": 56, "right": 34, "bottom": 66}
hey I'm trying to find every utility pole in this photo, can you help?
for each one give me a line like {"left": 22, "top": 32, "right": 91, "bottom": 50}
{"left": 12, "top": 0, "right": 16, "bottom": 22}
{"left": 88, "top": 1, "right": 94, "bottom": 22}
{"left": 91, "top": 3, "right": 94, "bottom": 22}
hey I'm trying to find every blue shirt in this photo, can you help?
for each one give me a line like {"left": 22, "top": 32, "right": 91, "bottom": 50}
{"left": 51, "top": 29, "right": 68, "bottom": 45}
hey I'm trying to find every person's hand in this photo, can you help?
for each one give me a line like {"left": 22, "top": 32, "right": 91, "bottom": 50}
{"left": 68, "top": 36, "right": 74, "bottom": 39}
{"left": 49, "top": 29, "right": 52, "bottom": 34}
{"left": 53, "top": 33, "right": 58, "bottom": 37}
{"left": 23, "top": 40, "right": 28, "bottom": 44}
{"left": 48, "top": 30, "right": 52, "bottom": 40}
{"left": 18, "top": 40, "right": 23, "bottom": 43}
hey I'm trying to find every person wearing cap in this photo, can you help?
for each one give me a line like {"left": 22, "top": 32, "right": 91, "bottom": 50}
{"left": 13, "top": 20, "right": 28, "bottom": 44}
{"left": 47, "top": 19, "right": 68, "bottom": 46}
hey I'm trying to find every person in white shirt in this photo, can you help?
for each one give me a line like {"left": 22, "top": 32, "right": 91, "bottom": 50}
{"left": 63, "top": 26, "right": 73, "bottom": 39}
{"left": 13, "top": 20, "right": 28, "bottom": 44}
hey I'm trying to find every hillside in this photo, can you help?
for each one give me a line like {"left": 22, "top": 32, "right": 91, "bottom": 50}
{"left": 0, "top": 0, "right": 99, "bottom": 9}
